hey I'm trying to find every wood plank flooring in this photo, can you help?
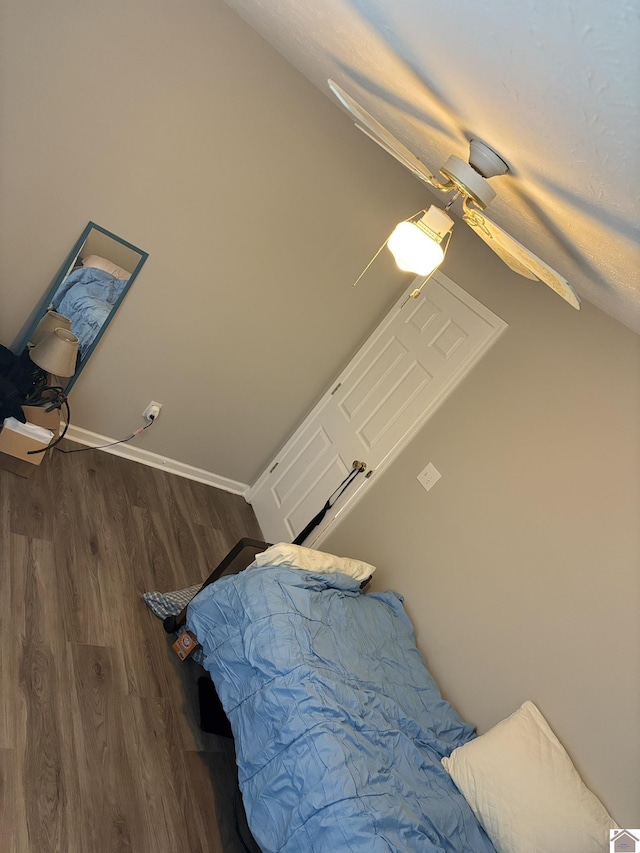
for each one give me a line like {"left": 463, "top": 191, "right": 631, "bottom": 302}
{"left": 0, "top": 441, "right": 264, "bottom": 852}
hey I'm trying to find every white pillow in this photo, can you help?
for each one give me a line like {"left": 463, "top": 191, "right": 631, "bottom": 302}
{"left": 252, "top": 543, "right": 375, "bottom": 583}
{"left": 81, "top": 254, "right": 131, "bottom": 279}
{"left": 441, "top": 701, "right": 618, "bottom": 853}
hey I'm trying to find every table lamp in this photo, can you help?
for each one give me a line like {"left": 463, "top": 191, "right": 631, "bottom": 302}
{"left": 29, "top": 328, "right": 80, "bottom": 378}
{"left": 30, "top": 310, "right": 72, "bottom": 346}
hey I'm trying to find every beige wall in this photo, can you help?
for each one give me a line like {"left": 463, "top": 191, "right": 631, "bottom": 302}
{"left": 0, "top": 0, "right": 427, "bottom": 485}
{"left": 325, "top": 224, "right": 640, "bottom": 825}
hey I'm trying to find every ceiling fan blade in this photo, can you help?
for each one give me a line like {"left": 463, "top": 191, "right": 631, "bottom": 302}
{"left": 463, "top": 207, "right": 581, "bottom": 309}
{"left": 473, "top": 236, "right": 538, "bottom": 281}
{"left": 328, "top": 79, "right": 447, "bottom": 190}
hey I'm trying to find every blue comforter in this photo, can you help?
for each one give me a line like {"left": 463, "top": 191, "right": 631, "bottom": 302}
{"left": 187, "top": 567, "right": 495, "bottom": 853}
{"left": 51, "top": 267, "right": 128, "bottom": 356}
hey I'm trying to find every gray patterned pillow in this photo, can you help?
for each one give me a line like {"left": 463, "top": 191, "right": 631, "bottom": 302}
{"left": 143, "top": 585, "right": 205, "bottom": 664}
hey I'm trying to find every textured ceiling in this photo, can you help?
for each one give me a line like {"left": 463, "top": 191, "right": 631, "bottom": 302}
{"left": 224, "top": 0, "right": 640, "bottom": 332}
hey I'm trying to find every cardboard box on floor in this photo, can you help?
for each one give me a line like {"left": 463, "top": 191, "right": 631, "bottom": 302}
{"left": 0, "top": 405, "right": 61, "bottom": 478}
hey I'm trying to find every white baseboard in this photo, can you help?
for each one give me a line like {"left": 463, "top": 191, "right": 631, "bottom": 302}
{"left": 64, "top": 425, "right": 250, "bottom": 496}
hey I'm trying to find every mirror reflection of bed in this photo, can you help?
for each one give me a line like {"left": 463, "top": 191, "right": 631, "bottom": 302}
{"left": 15, "top": 223, "right": 148, "bottom": 390}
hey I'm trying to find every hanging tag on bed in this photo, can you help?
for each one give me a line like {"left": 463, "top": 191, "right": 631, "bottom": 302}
{"left": 172, "top": 630, "right": 200, "bottom": 660}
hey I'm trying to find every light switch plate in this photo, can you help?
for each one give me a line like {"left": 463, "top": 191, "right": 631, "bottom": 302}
{"left": 417, "top": 462, "right": 441, "bottom": 492}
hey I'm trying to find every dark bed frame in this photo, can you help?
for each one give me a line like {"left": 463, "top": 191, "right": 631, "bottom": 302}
{"left": 163, "top": 536, "right": 373, "bottom": 639}
{"left": 162, "top": 537, "right": 271, "bottom": 636}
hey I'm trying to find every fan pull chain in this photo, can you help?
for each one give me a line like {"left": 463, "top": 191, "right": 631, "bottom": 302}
{"left": 352, "top": 238, "right": 388, "bottom": 287}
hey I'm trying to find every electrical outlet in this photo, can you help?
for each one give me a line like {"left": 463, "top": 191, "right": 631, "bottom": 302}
{"left": 143, "top": 401, "right": 162, "bottom": 423}
{"left": 417, "top": 462, "right": 441, "bottom": 492}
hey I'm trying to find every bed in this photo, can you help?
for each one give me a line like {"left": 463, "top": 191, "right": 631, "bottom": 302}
{"left": 184, "top": 543, "right": 497, "bottom": 853}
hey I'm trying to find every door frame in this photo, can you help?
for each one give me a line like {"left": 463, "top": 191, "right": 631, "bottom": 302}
{"left": 246, "top": 271, "right": 507, "bottom": 546}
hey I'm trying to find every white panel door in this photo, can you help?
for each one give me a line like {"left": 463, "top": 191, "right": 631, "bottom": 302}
{"left": 247, "top": 273, "right": 507, "bottom": 545}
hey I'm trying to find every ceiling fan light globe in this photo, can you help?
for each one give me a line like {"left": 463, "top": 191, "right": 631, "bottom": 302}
{"left": 387, "top": 221, "right": 445, "bottom": 276}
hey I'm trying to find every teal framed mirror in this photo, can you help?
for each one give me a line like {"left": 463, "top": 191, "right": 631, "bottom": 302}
{"left": 13, "top": 222, "right": 148, "bottom": 391}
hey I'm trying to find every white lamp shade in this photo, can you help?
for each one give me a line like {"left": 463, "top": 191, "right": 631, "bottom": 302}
{"left": 31, "top": 310, "right": 72, "bottom": 346}
{"left": 29, "top": 328, "right": 80, "bottom": 377}
{"left": 387, "top": 221, "right": 444, "bottom": 275}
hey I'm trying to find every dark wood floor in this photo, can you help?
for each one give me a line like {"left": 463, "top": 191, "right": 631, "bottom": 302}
{"left": 0, "top": 441, "right": 264, "bottom": 852}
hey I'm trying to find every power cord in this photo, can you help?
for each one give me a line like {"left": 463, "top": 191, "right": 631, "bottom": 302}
{"left": 56, "top": 411, "right": 157, "bottom": 454}
{"left": 21, "top": 387, "right": 158, "bottom": 456}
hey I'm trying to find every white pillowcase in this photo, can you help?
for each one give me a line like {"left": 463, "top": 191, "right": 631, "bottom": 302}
{"left": 441, "top": 701, "right": 618, "bottom": 853}
{"left": 81, "top": 254, "right": 131, "bottom": 279}
{"left": 252, "top": 543, "right": 375, "bottom": 583}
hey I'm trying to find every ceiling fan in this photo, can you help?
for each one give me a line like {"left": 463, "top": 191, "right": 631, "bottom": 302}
{"left": 328, "top": 79, "right": 580, "bottom": 310}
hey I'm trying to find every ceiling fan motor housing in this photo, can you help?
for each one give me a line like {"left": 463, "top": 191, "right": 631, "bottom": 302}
{"left": 440, "top": 155, "right": 497, "bottom": 209}
{"left": 440, "top": 141, "right": 509, "bottom": 209}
